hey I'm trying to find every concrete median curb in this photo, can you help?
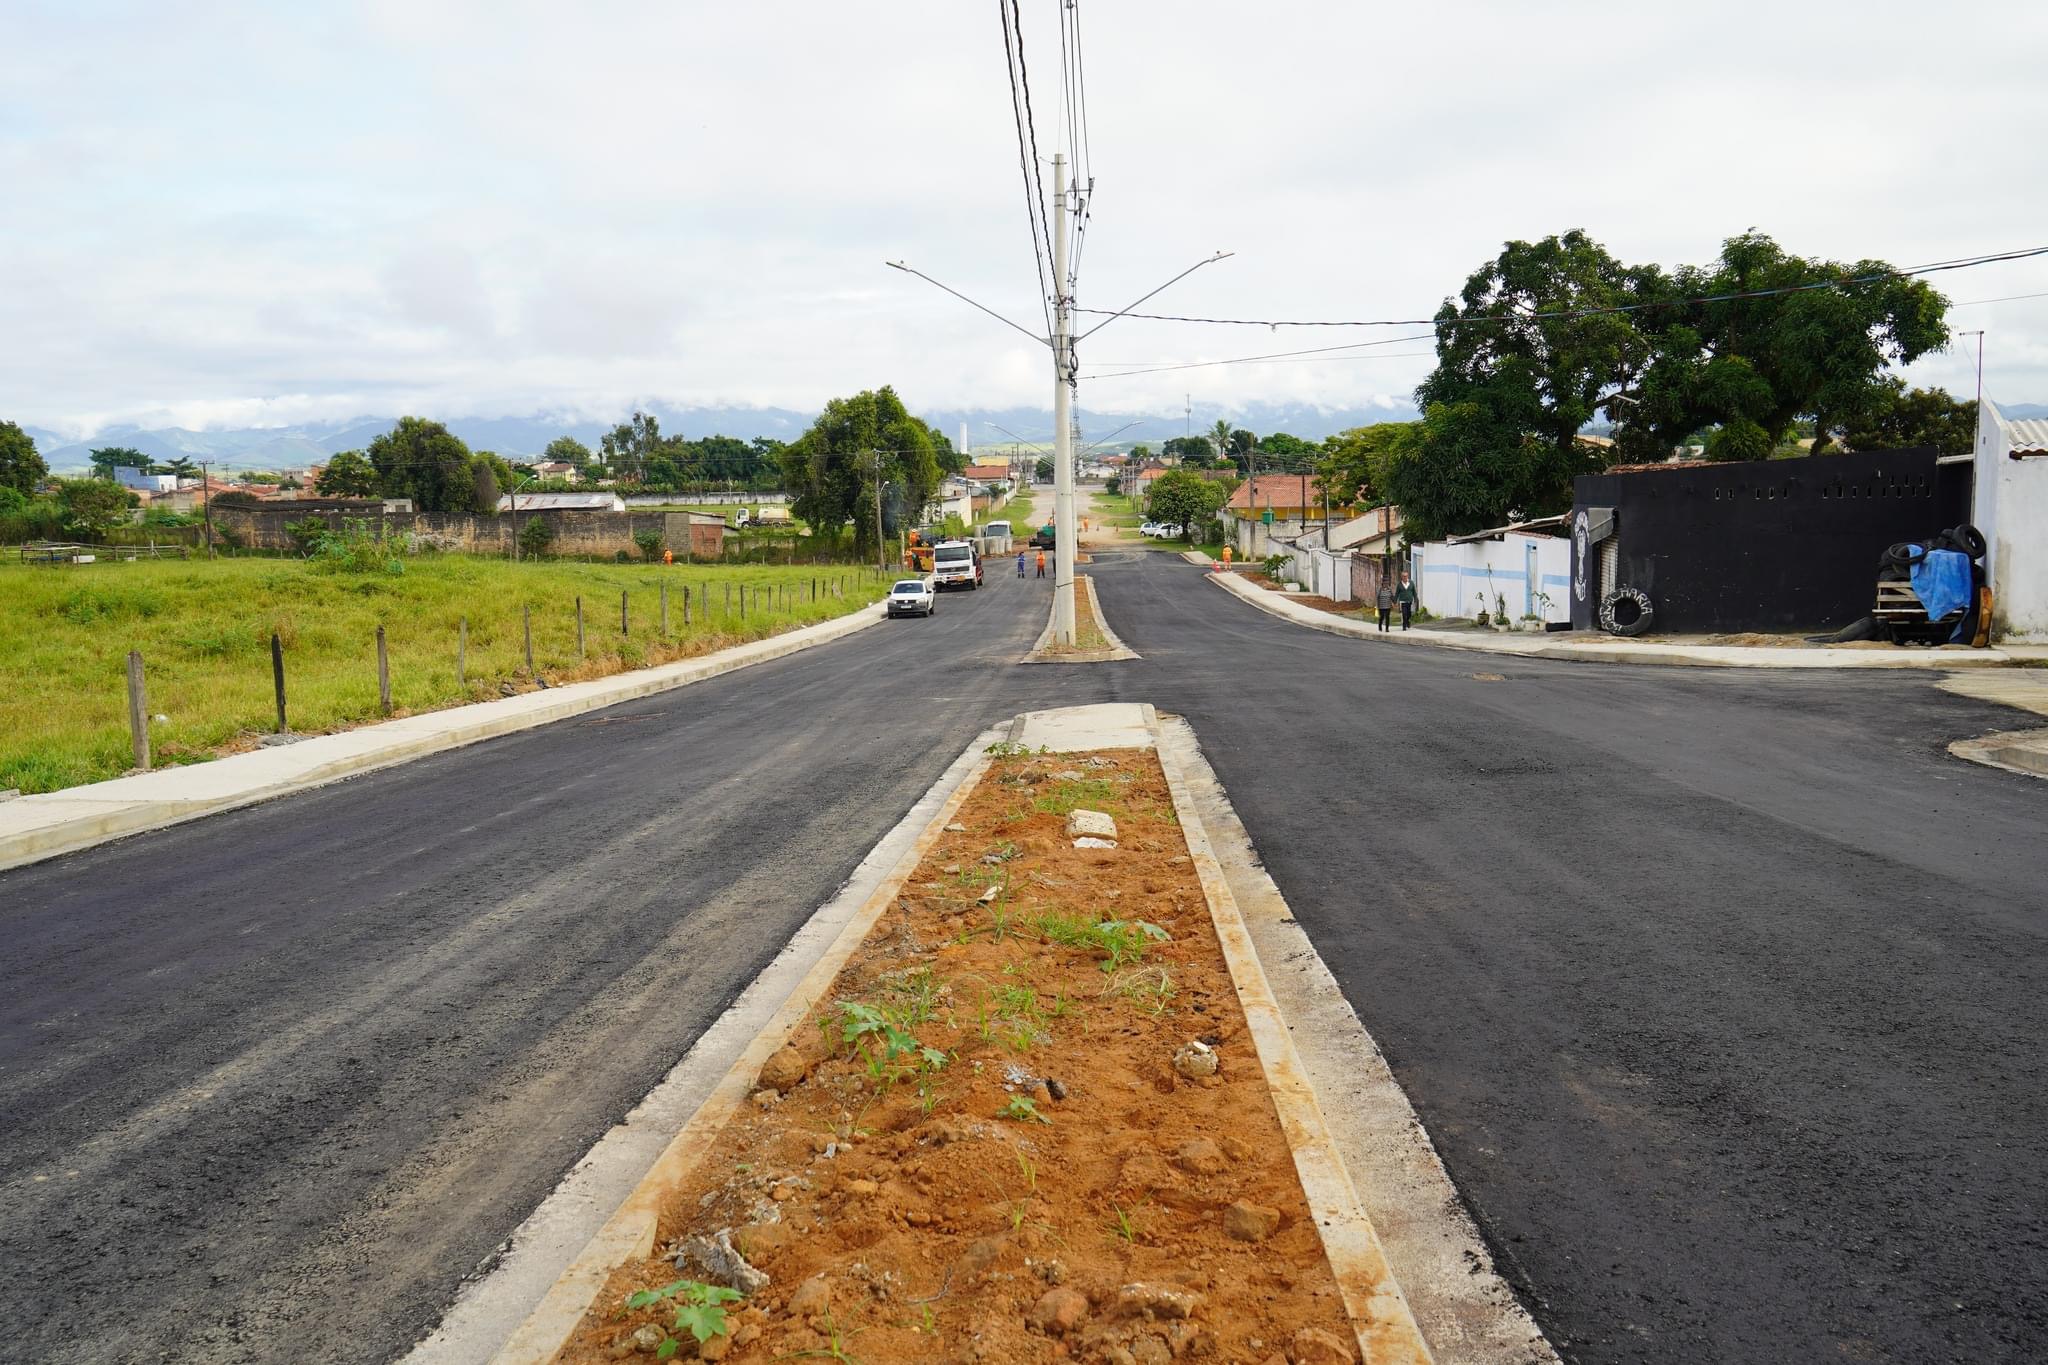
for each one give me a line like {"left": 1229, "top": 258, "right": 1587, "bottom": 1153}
{"left": 1949, "top": 728, "right": 2048, "bottom": 779}
{"left": 0, "top": 604, "right": 885, "bottom": 874}
{"left": 1207, "top": 565, "right": 2015, "bottom": 670}
{"left": 482, "top": 702, "right": 1439, "bottom": 1363}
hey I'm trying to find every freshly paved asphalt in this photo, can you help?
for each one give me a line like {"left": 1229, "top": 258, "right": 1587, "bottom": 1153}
{"left": 4, "top": 550, "right": 2044, "bottom": 1364}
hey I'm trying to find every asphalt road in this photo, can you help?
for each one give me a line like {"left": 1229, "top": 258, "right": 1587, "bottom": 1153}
{"left": 5, "top": 549, "right": 2044, "bottom": 1364}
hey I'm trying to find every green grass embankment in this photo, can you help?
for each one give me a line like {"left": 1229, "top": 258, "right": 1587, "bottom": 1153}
{"left": 0, "top": 557, "right": 892, "bottom": 793}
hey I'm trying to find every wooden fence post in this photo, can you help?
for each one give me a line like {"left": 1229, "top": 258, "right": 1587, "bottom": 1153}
{"left": 523, "top": 604, "right": 534, "bottom": 674}
{"left": 126, "top": 650, "right": 150, "bottom": 771}
{"left": 376, "top": 625, "right": 392, "bottom": 715}
{"left": 576, "top": 596, "right": 585, "bottom": 657}
{"left": 621, "top": 589, "right": 628, "bottom": 635}
{"left": 456, "top": 618, "right": 468, "bottom": 689}
{"left": 660, "top": 583, "right": 669, "bottom": 635}
{"left": 271, "top": 632, "right": 288, "bottom": 732}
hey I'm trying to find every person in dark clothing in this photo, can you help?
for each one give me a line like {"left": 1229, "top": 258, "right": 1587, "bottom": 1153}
{"left": 1395, "top": 571, "right": 1417, "bottom": 630}
{"left": 1375, "top": 579, "right": 1394, "bottom": 632}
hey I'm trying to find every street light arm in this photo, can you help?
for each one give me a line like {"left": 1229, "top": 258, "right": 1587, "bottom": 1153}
{"left": 885, "top": 261, "right": 1050, "bottom": 349}
{"left": 1074, "top": 252, "right": 1235, "bottom": 343}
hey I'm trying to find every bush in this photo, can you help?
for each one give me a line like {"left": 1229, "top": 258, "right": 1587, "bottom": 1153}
{"left": 634, "top": 529, "right": 664, "bottom": 560}
{"left": 285, "top": 517, "right": 330, "bottom": 556}
{"left": 310, "top": 518, "right": 404, "bottom": 575}
{"left": 518, "top": 516, "right": 554, "bottom": 557}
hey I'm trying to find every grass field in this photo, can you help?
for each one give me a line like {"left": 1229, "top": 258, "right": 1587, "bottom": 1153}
{"left": 0, "top": 556, "right": 893, "bottom": 794}
{"left": 994, "top": 491, "right": 1036, "bottom": 531}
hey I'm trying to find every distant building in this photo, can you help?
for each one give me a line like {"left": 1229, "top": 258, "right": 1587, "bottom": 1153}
{"left": 113, "top": 467, "right": 178, "bottom": 493}
{"left": 530, "top": 461, "right": 580, "bottom": 483}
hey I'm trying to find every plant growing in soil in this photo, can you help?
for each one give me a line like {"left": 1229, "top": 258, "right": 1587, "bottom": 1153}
{"left": 1111, "top": 965, "right": 1175, "bottom": 1016}
{"left": 621, "top": 1278, "right": 744, "bottom": 1357}
{"left": 1001, "top": 1095, "right": 1051, "bottom": 1125}
{"left": 1104, "top": 1199, "right": 1148, "bottom": 1244}
{"left": 1031, "top": 776, "right": 1121, "bottom": 815}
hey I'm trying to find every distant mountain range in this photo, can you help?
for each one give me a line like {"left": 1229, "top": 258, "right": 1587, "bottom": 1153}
{"left": 24, "top": 396, "right": 2042, "bottom": 472}
{"left": 21, "top": 399, "right": 1422, "bottom": 471}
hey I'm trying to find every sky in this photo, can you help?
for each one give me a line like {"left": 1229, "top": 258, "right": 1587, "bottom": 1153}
{"left": 5, "top": 0, "right": 2047, "bottom": 439}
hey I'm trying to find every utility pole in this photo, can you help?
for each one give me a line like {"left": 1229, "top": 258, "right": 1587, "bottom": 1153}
{"left": 871, "top": 450, "right": 887, "bottom": 573}
{"left": 1051, "top": 151, "right": 1076, "bottom": 645}
{"left": 200, "top": 461, "right": 214, "bottom": 559}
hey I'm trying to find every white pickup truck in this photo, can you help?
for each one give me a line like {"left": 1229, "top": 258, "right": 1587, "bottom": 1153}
{"left": 931, "top": 540, "right": 983, "bottom": 590}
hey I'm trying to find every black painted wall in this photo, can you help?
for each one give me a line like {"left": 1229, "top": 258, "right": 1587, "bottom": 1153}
{"left": 1569, "top": 448, "right": 1970, "bottom": 633}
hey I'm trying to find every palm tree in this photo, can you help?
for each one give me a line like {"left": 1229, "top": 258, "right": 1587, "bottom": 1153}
{"left": 1209, "top": 419, "right": 1232, "bottom": 467}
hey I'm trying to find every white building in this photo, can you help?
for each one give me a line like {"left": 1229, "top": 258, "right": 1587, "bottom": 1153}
{"left": 1974, "top": 400, "right": 2048, "bottom": 640}
{"left": 497, "top": 491, "right": 626, "bottom": 512}
{"left": 113, "top": 467, "right": 178, "bottom": 493}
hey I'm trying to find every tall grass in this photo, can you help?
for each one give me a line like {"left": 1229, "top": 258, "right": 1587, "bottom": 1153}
{"left": 0, "top": 557, "right": 892, "bottom": 794}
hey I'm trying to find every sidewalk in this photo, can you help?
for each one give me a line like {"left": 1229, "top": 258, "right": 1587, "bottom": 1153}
{"left": 0, "top": 604, "right": 886, "bottom": 873}
{"left": 1198, "top": 559, "right": 2017, "bottom": 669}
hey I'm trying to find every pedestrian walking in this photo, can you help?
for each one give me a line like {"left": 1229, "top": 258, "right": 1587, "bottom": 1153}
{"left": 1035, "top": 549, "right": 1047, "bottom": 579}
{"left": 1375, "top": 576, "right": 1395, "bottom": 632}
{"left": 1017, "top": 549, "right": 1027, "bottom": 578}
{"left": 1395, "top": 571, "right": 1416, "bottom": 630}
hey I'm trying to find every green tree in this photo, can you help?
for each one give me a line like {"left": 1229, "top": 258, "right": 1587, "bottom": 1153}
{"left": 1384, "top": 401, "right": 1550, "bottom": 542}
{"left": 56, "top": 477, "right": 138, "bottom": 538}
{"left": 366, "top": 418, "right": 477, "bottom": 514}
{"left": 1128, "top": 443, "right": 1153, "bottom": 462}
{"left": 1035, "top": 455, "right": 1055, "bottom": 482}
{"left": 777, "top": 387, "right": 942, "bottom": 556}
{"left": 1318, "top": 423, "right": 1416, "bottom": 507}
{"left": 470, "top": 459, "right": 501, "bottom": 515}
{"left": 1260, "top": 432, "right": 1317, "bottom": 459}
{"left": 600, "top": 413, "right": 669, "bottom": 483}
{"left": 316, "top": 449, "right": 380, "bottom": 497}
{"left": 1840, "top": 381, "right": 1977, "bottom": 456}
{"left": 1161, "top": 435, "right": 1213, "bottom": 464}
{"left": 89, "top": 446, "right": 149, "bottom": 480}
{"left": 151, "top": 456, "right": 198, "bottom": 479}
{"left": 1631, "top": 232, "right": 1950, "bottom": 460}
{"left": 1209, "top": 419, "right": 1233, "bottom": 464}
{"left": 544, "top": 435, "right": 593, "bottom": 469}
{"left": 0, "top": 421, "right": 49, "bottom": 496}
{"left": 1145, "top": 468, "right": 1227, "bottom": 541}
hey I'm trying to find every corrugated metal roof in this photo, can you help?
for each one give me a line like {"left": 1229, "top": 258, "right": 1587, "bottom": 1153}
{"left": 2006, "top": 417, "right": 2048, "bottom": 453}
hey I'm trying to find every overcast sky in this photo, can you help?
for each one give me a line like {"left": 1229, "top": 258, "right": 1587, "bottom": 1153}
{"left": 5, "top": 0, "right": 2046, "bottom": 437}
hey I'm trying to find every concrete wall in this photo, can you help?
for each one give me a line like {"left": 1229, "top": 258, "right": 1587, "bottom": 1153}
{"left": 1976, "top": 403, "right": 2048, "bottom": 641}
{"left": 216, "top": 505, "right": 726, "bottom": 559}
{"left": 1410, "top": 534, "right": 1571, "bottom": 623}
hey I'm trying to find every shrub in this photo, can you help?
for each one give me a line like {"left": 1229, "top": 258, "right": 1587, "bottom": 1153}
{"left": 633, "top": 529, "right": 664, "bottom": 560}
{"left": 518, "top": 516, "right": 554, "bottom": 558}
{"left": 285, "top": 517, "right": 330, "bottom": 556}
{"left": 311, "top": 518, "right": 404, "bottom": 575}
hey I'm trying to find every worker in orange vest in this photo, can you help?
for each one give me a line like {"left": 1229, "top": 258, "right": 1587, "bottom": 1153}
{"left": 1035, "top": 549, "right": 1047, "bottom": 579}
{"left": 1219, "top": 545, "right": 1232, "bottom": 573}
{"left": 662, "top": 548, "right": 674, "bottom": 566}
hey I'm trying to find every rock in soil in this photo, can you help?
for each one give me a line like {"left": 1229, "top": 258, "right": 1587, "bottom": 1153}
{"left": 1115, "top": 1282, "right": 1203, "bottom": 1320}
{"left": 1288, "top": 1325, "right": 1356, "bottom": 1363}
{"left": 675, "top": 1227, "right": 770, "bottom": 1294}
{"left": 1065, "top": 809, "right": 1119, "bottom": 840}
{"left": 1131, "top": 1335, "right": 1172, "bottom": 1365}
{"left": 1073, "top": 836, "right": 1118, "bottom": 849}
{"left": 1172, "top": 1137, "right": 1228, "bottom": 1175}
{"left": 1172, "top": 1040, "right": 1219, "bottom": 1079}
{"left": 1223, "top": 1200, "right": 1281, "bottom": 1242}
{"left": 786, "top": 1275, "right": 831, "bottom": 1320}
{"left": 758, "top": 1046, "right": 807, "bottom": 1092}
{"left": 1028, "top": 1285, "right": 1091, "bottom": 1335}
{"left": 616, "top": 1323, "right": 665, "bottom": 1357}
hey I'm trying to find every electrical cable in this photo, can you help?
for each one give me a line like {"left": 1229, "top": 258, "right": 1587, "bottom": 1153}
{"left": 1068, "top": 245, "right": 2048, "bottom": 329}
{"left": 998, "top": 0, "right": 1054, "bottom": 337}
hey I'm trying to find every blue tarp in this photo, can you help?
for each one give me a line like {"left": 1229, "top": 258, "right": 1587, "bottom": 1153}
{"left": 1910, "top": 548, "right": 1972, "bottom": 623}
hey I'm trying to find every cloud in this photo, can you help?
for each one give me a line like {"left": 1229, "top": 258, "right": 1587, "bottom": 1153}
{"left": 2, "top": 0, "right": 2044, "bottom": 434}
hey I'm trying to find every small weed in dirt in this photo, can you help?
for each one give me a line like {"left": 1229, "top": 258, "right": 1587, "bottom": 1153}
{"left": 1103, "top": 1199, "right": 1149, "bottom": 1245}
{"left": 1031, "top": 776, "right": 1121, "bottom": 815}
{"left": 1001, "top": 1095, "right": 1051, "bottom": 1125}
{"left": 1034, "top": 912, "right": 1169, "bottom": 971}
{"left": 1109, "top": 964, "right": 1176, "bottom": 1016}
{"left": 620, "top": 1278, "right": 743, "bottom": 1357}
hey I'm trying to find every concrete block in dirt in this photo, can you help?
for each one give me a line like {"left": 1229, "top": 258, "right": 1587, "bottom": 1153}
{"left": 1065, "top": 809, "right": 1118, "bottom": 841}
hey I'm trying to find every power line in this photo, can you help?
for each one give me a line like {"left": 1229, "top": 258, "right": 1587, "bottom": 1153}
{"left": 1085, "top": 350, "right": 1434, "bottom": 381}
{"left": 998, "top": 0, "right": 1054, "bottom": 336}
{"left": 1081, "top": 329, "right": 1437, "bottom": 375}
{"left": 1068, "top": 245, "right": 2048, "bottom": 329}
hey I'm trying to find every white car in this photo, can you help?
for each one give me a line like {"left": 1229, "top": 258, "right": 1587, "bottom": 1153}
{"left": 1140, "top": 521, "right": 1181, "bottom": 539}
{"left": 886, "top": 578, "right": 936, "bottom": 618}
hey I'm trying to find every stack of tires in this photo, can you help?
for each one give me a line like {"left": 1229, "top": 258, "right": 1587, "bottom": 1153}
{"left": 1879, "top": 524, "right": 1991, "bottom": 646}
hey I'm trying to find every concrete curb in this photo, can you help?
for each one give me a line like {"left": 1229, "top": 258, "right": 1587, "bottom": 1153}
{"left": 1158, "top": 718, "right": 1557, "bottom": 1365}
{"left": 0, "top": 604, "right": 886, "bottom": 875}
{"left": 1208, "top": 567, "right": 2014, "bottom": 670}
{"left": 1153, "top": 716, "right": 1436, "bottom": 1365}
{"left": 488, "top": 727, "right": 1001, "bottom": 1365}
{"left": 1949, "top": 728, "right": 2048, "bottom": 779}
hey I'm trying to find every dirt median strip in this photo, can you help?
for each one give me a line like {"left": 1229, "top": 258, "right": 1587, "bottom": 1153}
{"left": 498, "top": 709, "right": 1427, "bottom": 1365}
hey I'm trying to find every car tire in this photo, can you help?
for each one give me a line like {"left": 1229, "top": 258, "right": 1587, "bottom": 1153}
{"left": 1599, "top": 586, "right": 1655, "bottom": 636}
{"left": 1947, "top": 524, "right": 1988, "bottom": 559}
